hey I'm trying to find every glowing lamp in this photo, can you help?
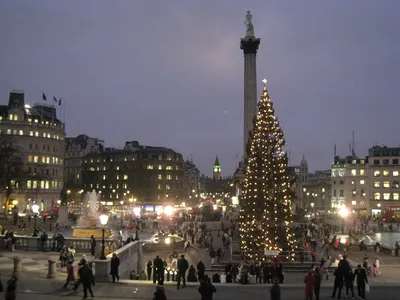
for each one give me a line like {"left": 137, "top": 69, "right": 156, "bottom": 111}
{"left": 32, "top": 204, "right": 39, "bottom": 214}
{"left": 339, "top": 206, "right": 349, "bottom": 218}
{"left": 164, "top": 206, "right": 174, "bottom": 216}
{"left": 165, "top": 237, "right": 171, "bottom": 244}
{"left": 99, "top": 214, "right": 109, "bottom": 225}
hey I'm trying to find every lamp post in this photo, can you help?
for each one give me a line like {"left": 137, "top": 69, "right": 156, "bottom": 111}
{"left": 310, "top": 202, "right": 315, "bottom": 216}
{"left": 339, "top": 206, "right": 349, "bottom": 234}
{"left": 99, "top": 214, "right": 109, "bottom": 260}
{"left": 32, "top": 204, "right": 40, "bottom": 237}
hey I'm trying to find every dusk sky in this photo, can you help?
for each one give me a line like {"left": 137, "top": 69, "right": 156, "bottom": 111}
{"left": 1, "top": 1, "right": 400, "bottom": 176}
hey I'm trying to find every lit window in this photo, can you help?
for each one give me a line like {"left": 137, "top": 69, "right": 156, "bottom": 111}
{"left": 374, "top": 193, "right": 380, "bottom": 200}
{"left": 28, "top": 155, "right": 33, "bottom": 162}
{"left": 46, "top": 157, "right": 50, "bottom": 164}
{"left": 147, "top": 165, "right": 154, "bottom": 170}
{"left": 34, "top": 156, "right": 39, "bottom": 163}
{"left": 166, "top": 165, "right": 173, "bottom": 170}
{"left": 40, "top": 181, "right": 45, "bottom": 189}
{"left": 45, "top": 181, "right": 50, "bottom": 189}
{"left": 360, "top": 180, "right": 365, "bottom": 185}
{"left": 29, "top": 131, "right": 33, "bottom": 136}
{"left": 351, "top": 201, "right": 356, "bottom": 205}
{"left": 9, "top": 114, "right": 13, "bottom": 120}
{"left": 18, "top": 130, "right": 23, "bottom": 135}
{"left": 166, "top": 184, "right": 171, "bottom": 190}
{"left": 383, "top": 181, "right": 390, "bottom": 188}
{"left": 360, "top": 201, "right": 365, "bottom": 205}
{"left": 27, "top": 180, "right": 32, "bottom": 189}
{"left": 351, "top": 181, "right": 355, "bottom": 185}
{"left": 383, "top": 193, "right": 390, "bottom": 200}
{"left": 35, "top": 131, "right": 39, "bottom": 137}
{"left": 360, "top": 169, "right": 365, "bottom": 175}
{"left": 374, "top": 182, "right": 380, "bottom": 188}
{"left": 393, "top": 181, "right": 400, "bottom": 188}
{"left": 176, "top": 175, "right": 179, "bottom": 180}
{"left": 158, "top": 184, "right": 161, "bottom": 190}
{"left": 176, "top": 166, "right": 179, "bottom": 170}
{"left": 351, "top": 169, "right": 356, "bottom": 176}
{"left": 41, "top": 156, "right": 46, "bottom": 163}
{"left": 167, "top": 156, "right": 172, "bottom": 161}
{"left": 158, "top": 165, "right": 162, "bottom": 170}
{"left": 166, "top": 174, "right": 172, "bottom": 180}
{"left": 123, "top": 175, "right": 128, "bottom": 180}
{"left": 374, "top": 171, "right": 380, "bottom": 177}
{"left": 394, "top": 193, "right": 400, "bottom": 200}
{"left": 76, "top": 174, "right": 80, "bottom": 179}
{"left": 158, "top": 174, "right": 162, "bottom": 180}
{"left": 322, "top": 188, "right": 325, "bottom": 192}
{"left": 116, "top": 166, "right": 120, "bottom": 170}
{"left": 393, "top": 171, "right": 399, "bottom": 177}
{"left": 383, "top": 171, "right": 389, "bottom": 177}
{"left": 103, "top": 175, "right": 106, "bottom": 180}
{"left": 6, "top": 129, "right": 11, "bottom": 135}
{"left": 116, "top": 175, "right": 119, "bottom": 180}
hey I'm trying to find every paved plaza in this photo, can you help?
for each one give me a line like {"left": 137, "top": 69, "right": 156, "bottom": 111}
{"left": 3, "top": 279, "right": 400, "bottom": 300}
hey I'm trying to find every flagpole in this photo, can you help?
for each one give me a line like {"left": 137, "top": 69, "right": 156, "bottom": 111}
{"left": 63, "top": 98, "right": 66, "bottom": 132}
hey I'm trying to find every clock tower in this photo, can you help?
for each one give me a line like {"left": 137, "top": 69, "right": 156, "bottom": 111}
{"left": 213, "top": 156, "right": 221, "bottom": 180}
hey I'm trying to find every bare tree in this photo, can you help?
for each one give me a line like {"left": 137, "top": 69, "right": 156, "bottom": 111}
{"left": 0, "top": 136, "right": 25, "bottom": 217}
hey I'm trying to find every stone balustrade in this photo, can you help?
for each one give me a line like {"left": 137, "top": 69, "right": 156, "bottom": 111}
{"left": 94, "top": 240, "right": 143, "bottom": 282}
{"left": 0, "top": 235, "right": 114, "bottom": 253}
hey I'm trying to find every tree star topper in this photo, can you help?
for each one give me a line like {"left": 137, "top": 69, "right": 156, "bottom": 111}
{"left": 262, "top": 79, "right": 267, "bottom": 85}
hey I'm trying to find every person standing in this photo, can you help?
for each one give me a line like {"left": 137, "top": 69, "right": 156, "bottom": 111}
{"left": 331, "top": 267, "right": 344, "bottom": 299}
{"left": 5, "top": 275, "right": 17, "bottom": 300}
{"left": 147, "top": 260, "right": 153, "bottom": 281}
{"left": 153, "top": 285, "right": 167, "bottom": 300}
{"left": 79, "top": 263, "right": 95, "bottom": 299}
{"left": 90, "top": 235, "right": 96, "bottom": 256}
{"left": 198, "top": 276, "right": 216, "bottom": 300}
{"left": 270, "top": 278, "right": 281, "bottom": 300}
{"left": 354, "top": 264, "right": 368, "bottom": 300}
{"left": 110, "top": 253, "right": 120, "bottom": 283}
{"left": 177, "top": 254, "right": 189, "bottom": 289}
{"left": 304, "top": 271, "right": 315, "bottom": 300}
{"left": 313, "top": 268, "right": 322, "bottom": 300}
{"left": 197, "top": 260, "right": 205, "bottom": 282}
{"left": 345, "top": 268, "right": 355, "bottom": 300}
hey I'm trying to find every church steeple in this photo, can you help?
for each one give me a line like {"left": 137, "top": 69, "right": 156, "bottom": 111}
{"left": 213, "top": 155, "right": 221, "bottom": 180}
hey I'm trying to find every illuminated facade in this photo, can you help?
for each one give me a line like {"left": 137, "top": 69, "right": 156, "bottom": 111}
{"left": 0, "top": 91, "right": 65, "bottom": 212}
{"left": 81, "top": 141, "right": 186, "bottom": 206}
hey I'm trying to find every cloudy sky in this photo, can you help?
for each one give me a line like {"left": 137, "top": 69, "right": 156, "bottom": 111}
{"left": 1, "top": 1, "right": 400, "bottom": 176}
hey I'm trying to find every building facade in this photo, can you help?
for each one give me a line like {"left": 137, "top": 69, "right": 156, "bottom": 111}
{"left": 367, "top": 146, "right": 400, "bottom": 217}
{"left": 81, "top": 141, "right": 187, "bottom": 209}
{"left": 184, "top": 159, "right": 201, "bottom": 205}
{"left": 0, "top": 91, "right": 65, "bottom": 213}
{"left": 64, "top": 134, "right": 104, "bottom": 188}
{"left": 302, "top": 170, "right": 331, "bottom": 214}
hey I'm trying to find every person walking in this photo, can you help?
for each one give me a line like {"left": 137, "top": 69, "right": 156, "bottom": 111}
{"left": 354, "top": 264, "right": 368, "bottom": 300}
{"left": 63, "top": 261, "right": 76, "bottom": 289}
{"left": 304, "top": 271, "right": 315, "bottom": 300}
{"left": 80, "top": 263, "right": 95, "bottom": 299}
{"left": 177, "top": 254, "right": 189, "bottom": 289}
{"left": 110, "top": 253, "right": 120, "bottom": 283}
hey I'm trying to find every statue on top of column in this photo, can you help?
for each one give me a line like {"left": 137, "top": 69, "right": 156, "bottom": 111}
{"left": 244, "top": 10, "right": 255, "bottom": 37}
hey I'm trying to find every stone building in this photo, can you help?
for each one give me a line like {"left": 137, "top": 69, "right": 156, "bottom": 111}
{"left": 64, "top": 134, "right": 104, "bottom": 188}
{"left": 0, "top": 91, "right": 65, "bottom": 213}
{"left": 81, "top": 141, "right": 186, "bottom": 209}
{"left": 183, "top": 158, "right": 201, "bottom": 205}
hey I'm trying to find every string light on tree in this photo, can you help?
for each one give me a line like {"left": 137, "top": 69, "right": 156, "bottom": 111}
{"left": 239, "top": 79, "right": 296, "bottom": 260}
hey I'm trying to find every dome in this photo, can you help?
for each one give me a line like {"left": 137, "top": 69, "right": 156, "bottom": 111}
{"left": 300, "top": 155, "right": 308, "bottom": 168}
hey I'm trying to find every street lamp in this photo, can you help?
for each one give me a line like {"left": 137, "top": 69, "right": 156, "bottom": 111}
{"left": 32, "top": 204, "right": 40, "bottom": 237}
{"left": 99, "top": 214, "right": 109, "bottom": 260}
{"left": 310, "top": 202, "right": 315, "bottom": 215}
{"left": 339, "top": 206, "right": 349, "bottom": 234}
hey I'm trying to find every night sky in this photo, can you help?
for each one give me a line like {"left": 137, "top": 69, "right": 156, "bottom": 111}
{"left": 1, "top": 1, "right": 400, "bottom": 176}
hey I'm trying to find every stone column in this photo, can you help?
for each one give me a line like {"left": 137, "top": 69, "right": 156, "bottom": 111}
{"left": 13, "top": 256, "right": 22, "bottom": 279}
{"left": 57, "top": 205, "right": 69, "bottom": 227}
{"left": 136, "top": 242, "right": 144, "bottom": 273}
{"left": 240, "top": 37, "right": 260, "bottom": 156}
{"left": 94, "top": 259, "right": 109, "bottom": 282}
{"left": 47, "top": 260, "right": 56, "bottom": 278}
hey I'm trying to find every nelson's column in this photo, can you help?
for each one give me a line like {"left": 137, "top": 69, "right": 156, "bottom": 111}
{"left": 240, "top": 10, "right": 260, "bottom": 156}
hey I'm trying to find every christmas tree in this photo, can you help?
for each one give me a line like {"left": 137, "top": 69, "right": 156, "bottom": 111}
{"left": 239, "top": 79, "right": 296, "bottom": 260}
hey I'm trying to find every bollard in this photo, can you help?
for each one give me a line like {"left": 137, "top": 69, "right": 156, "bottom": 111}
{"left": 47, "top": 260, "right": 56, "bottom": 279}
{"left": 166, "top": 269, "right": 170, "bottom": 281}
{"left": 13, "top": 256, "right": 22, "bottom": 279}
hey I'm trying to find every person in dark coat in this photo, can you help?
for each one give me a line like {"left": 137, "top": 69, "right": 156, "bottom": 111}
{"left": 153, "top": 255, "right": 164, "bottom": 285}
{"left": 177, "top": 254, "right": 189, "bottom": 289}
{"left": 79, "top": 263, "right": 95, "bottom": 299}
{"left": 314, "top": 267, "right": 322, "bottom": 300}
{"left": 270, "top": 279, "right": 281, "bottom": 300}
{"left": 198, "top": 276, "right": 216, "bottom": 300}
{"left": 187, "top": 265, "right": 197, "bottom": 282}
{"left": 331, "top": 267, "right": 344, "bottom": 299}
{"left": 5, "top": 275, "right": 17, "bottom": 300}
{"left": 90, "top": 235, "right": 96, "bottom": 256}
{"left": 153, "top": 285, "right": 167, "bottom": 300}
{"left": 147, "top": 260, "right": 153, "bottom": 281}
{"left": 345, "top": 268, "right": 355, "bottom": 299}
{"left": 197, "top": 260, "right": 205, "bottom": 281}
{"left": 354, "top": 264, "right": 368, "bottom": 300}
{"left": 110, "top": 253, "right": 120, "bottom": 283}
